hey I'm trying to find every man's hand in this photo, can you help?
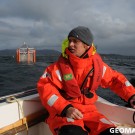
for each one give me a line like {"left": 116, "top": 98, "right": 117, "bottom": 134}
{"left": 66, "top": 107, "right": 83, "bottom": 119}
{"left": 129, "top": 95, "right": 135, "bottom": 109}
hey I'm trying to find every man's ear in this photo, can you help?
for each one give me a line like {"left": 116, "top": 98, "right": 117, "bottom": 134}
{"left": 84, "top": 44, "right": 90, "bottom": 49}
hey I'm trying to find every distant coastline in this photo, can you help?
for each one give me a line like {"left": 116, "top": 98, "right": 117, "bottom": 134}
{"left": 0, "top": 49, "right": 135, "bottom": 58}
{"left": 0, "top": 49, "right": 61, "bottom": 56}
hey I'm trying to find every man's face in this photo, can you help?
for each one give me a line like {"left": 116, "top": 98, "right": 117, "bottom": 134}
{"left": 68, "top": 37, "right": 89, "bottom": 57}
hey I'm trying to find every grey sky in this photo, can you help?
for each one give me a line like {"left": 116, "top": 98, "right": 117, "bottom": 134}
{"left": 0, "top": 0, "right": 135, "bottom": 56}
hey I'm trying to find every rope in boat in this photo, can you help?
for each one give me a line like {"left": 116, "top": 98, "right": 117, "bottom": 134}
{"left": 0, "top": 88, "right": 37, "bottom": 101}
{"left": 6, "top": 96, "right": 29, "bottom": 135}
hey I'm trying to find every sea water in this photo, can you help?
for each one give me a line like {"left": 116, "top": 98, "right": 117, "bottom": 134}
{"left": 0, "top": 54, "right": 135, "bottom": 106}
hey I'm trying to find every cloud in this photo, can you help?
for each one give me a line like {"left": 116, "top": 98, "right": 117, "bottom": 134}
{"left": 0, "top": 0, "right": 135, "bottom": 55}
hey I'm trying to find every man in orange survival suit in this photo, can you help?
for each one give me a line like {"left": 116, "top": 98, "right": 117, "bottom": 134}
{"left": 37, "top": 26, "right": 135, "bottom": 135}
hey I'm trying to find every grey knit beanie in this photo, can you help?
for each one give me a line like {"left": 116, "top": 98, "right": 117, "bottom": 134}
{"left": 68, "top": 26, "right": 93, "bottom": 46}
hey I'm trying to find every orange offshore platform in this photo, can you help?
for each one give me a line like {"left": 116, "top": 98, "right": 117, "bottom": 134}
{"left": 16, "top": 42, "right": 36, "bottom": 63}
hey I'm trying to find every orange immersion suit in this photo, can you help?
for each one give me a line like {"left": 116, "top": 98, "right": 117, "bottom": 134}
{"left": 37, "top": 47, "right": 135, "bottom": 135}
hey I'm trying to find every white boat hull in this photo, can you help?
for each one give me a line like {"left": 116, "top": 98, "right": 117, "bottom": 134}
{"left": 0, "top": 94, "right": 135, "bottom": 135}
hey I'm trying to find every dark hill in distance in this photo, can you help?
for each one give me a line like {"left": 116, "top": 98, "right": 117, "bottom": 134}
{"left": 0, "top": 49, "right": 135, "bottom": 59}
{"left": 0, "top": 49, "right": 61, "bottom": 56}
{"left": 0, "top": 49, "right": 15, "bottom": 56}
{"left": 36, "top": 49, "right": 61, "bottom": 56}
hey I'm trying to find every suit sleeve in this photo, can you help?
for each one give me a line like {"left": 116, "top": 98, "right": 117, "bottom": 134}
{"left": 37, "top": 66, "right": 72, "bottom": 116}
{"left": 101, "top": 62, "right": 135, "bottom": 102}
